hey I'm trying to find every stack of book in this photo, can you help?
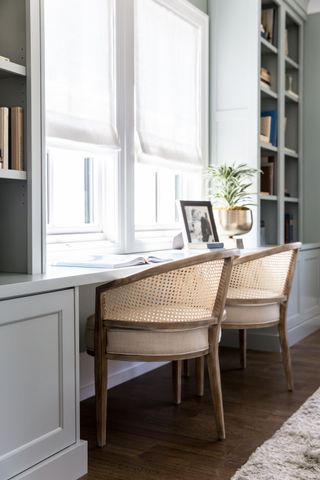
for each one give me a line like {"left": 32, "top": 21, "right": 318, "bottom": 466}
{"left": 0, "top": 106, "right": 24, "bottom": 171}
{"left": 260, "top": 111, "right": 278, "bottom": 146}
{"left": 260, "top": 67, "right": 271, "bottom": 89}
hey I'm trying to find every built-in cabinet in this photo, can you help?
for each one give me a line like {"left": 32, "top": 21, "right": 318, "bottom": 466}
{"left": 0, "top": 1, "right": 319, "bottom": 479}
{"left": 209, "top": 0, "right": 305, "bottom": 248}
{"left": 259, "top": 0, "right": 303, "bottom": 246}
{"left": 210, "top": 0, "right": 320, "bottom": 351}
{"left": 0, "top": 288, "right": 87, "bottom": 480}
{"left": 0, "top": 0, "right": 43, "bottom": 274}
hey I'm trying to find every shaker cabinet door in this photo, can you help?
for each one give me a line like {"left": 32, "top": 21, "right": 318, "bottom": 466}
{"left": 0, "top": 289, "right": 76, "bottom": 480}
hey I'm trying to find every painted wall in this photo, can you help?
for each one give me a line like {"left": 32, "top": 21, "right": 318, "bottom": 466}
{"left": 308, "top": 0, "right": 320, "bottom": 14}
{"left": 187, "top": 0, "right": 208, "bottom": 13}
{"left": 303, "top": 13, "right": 320, "bottom": 242}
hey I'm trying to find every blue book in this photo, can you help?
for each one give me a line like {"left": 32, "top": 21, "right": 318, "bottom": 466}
{"left": 261, "top": 111, "right": 278, "bottom": 146}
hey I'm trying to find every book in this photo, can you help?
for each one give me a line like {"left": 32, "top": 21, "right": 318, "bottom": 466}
{"left": 260, "top": 134, "right": 272, "bottom": 145}
{"left": 260, "top": 67, "right": 271, "bottom": 85}
{"left": 10, "top": 106, "right": 24, "bottom": 171}
{"left": 261, "top": 111, "right": 278, "bottom": 146}
{"left": 284, "top": 213, "right": 294, "bottom": 243}
{"left": 261, "top": 163, "right": 274, "bottom": 195}
{"left": 52, "top": 254, "right": 173, "bottom": 269}
{"left": 285, "top": 29, "right": 289, "bottom": 56}
{"left": 261, "top": 8, "right": 276, "bottom": 44}
{"left": 0, "top": 107, "right": 9, "bottom": 169}
{"left": 261, "top": 155, "right": 276, "bottom": 195}
{"left": 260, "top": 80, "right": 271, "bottom": 90}
{"left": 260, "top": 116, "right": 272, "bottom": 143}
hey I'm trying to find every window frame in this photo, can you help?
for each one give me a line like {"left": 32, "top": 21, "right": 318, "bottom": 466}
{"left": 131, "top": 0, "right": 209, "bottom": 251}
{"left": 45, "top": 0, "right": 209, "bottom": 254}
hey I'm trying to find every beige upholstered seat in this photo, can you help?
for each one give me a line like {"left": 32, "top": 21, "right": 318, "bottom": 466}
{"left": 224, "top": 303, "right": 280, "bottom": 326}
{"left": 222, "top": 243, "right": 301, "bottom": 390}
{"left": 86, "top": 313, "right": 211, "bottom": 356}
{"left": 86, "top": 250, "right": 238, "bottom": 447}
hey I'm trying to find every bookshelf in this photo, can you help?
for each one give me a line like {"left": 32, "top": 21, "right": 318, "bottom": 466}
{"left": 259, "top": 0, "right": 303, "bottom": 246}
{"left": 210, "top": 0, "right": 305, "bottom": 248}
{"left": 0, "top": 0, "right": 42, "bottom": 273}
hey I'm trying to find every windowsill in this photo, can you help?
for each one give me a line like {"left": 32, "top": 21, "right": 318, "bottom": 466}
{"left": 46, "top": 233, "right": 181, "bottom": 267}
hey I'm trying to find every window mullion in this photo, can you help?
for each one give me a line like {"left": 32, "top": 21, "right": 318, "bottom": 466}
{"left": 115, "top": 0, "right": 135, "bottom": 253}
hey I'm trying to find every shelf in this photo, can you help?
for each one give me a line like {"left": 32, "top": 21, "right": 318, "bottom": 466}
{"left": 260, "top": 194, "right": 278, "bottom": 201}
{"left": 260, "top": 37, "right": 278, "bottom": 55}
{"left": 260, "top": 82, "right": 278, "bottom": 99}
{"left": 0, "top": 58, "right": 26, "bottom": 78}
{"left": 285, "top": 90, "right": 299, "bottom": 103}
{"left": 260, "top": 142, "right": 278, "bottom": 153}
{"left": 0, "top": 169, "right": 26, "bottom": 180}
{"left": 285, "top": 56, "right": 299, "bottom": 70}
{"left": 285, "top": 197, "right": 299, "bottom": 203}
{"left": 284, "top": 147, "right": 298, "bottom": 158}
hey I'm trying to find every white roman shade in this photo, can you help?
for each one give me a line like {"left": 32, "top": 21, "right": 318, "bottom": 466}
{"left": 44, "top": 0, "right": 119, "bottom": 149}
{"left": 135, "top": 0, "right": 208, "bottom": 170}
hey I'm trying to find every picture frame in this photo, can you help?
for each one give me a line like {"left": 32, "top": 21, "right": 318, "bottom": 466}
{"left": 178, "top": 200, "right": 219, "bottom": 245}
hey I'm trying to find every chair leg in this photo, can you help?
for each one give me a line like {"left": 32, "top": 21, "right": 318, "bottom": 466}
{"left": 207, "top": 326, "right": 225, "bottom": 440}
{"left": 239, "top": 329, "right": 247, "bottom": 369}
{"left": 183, "top": 359, "right": 191, "bottom": 377}
{"left": 172, "top": 360, "right": 182, "bottom": 405}
{"left": 278, "top": 304, "right": 294, "bottom": 391}
{"left": 95, "top": 328, "right": 108, "bottom": 447}
{"left": 195, "top": 356, "right": 205, "bottom": 397}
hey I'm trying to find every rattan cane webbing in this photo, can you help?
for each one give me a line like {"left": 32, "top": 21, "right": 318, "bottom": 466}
{"left": 101, "top": 259, "right": 225, "bottom": 324}
{"left": 227, "top": 250, "right": 295, "bottom": 300}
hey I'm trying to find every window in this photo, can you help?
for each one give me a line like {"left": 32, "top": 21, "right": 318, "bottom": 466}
{"left": 134, "top": 0, "right": 208, "bottom": 249}
{"left": 44, "top": 0, "right": 119, "bottom": 246}
{"left": 44, "top": 0, "right": 208, "bottom": 253}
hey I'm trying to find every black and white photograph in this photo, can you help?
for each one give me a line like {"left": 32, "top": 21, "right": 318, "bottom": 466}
{"left": 179, "top": 200, "right": 219, "bottom": 244}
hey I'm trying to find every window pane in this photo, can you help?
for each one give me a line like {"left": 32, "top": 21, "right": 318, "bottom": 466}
{"left": 47, "top": 148, "right": 100, "bottom": 229}
{"left": 135, "top": 164, "right": 157, "bottom": 226}
{"left": 135, "top": 0, "right": 202, "bottom": 165}
{"left": 44, "top": 0, "right": 118, "bottom": 148}
{"left": 157, "top": 171, "right": 177, "bottom": 225}
{"left": 135, "top": 164, "right": 202, "bottom": 230}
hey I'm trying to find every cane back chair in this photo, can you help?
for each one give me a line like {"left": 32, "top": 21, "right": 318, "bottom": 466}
{"left": 222, "top": 243, "right": 301, "bottom": 390}
{"left": 86, "top": 249, "right": 238, "bottom": 447}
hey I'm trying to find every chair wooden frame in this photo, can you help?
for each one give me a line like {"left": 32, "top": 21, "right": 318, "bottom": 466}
{"left": 90, "top": 250, "right": 239, "bottom": 447}
{"left": 178, "top": 244, "right": 301, "bottom": 407}
{"left": 222, "top": 243, "right": 301, "bottom": 391}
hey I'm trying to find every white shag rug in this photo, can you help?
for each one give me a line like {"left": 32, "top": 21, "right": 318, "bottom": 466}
{"left": 231, "top": 388, "right": 320, "bottom": 480}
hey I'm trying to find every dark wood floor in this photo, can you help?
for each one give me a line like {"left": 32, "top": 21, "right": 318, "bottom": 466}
{"left": 80, "top": 330, "right": 320, "bottom": 480}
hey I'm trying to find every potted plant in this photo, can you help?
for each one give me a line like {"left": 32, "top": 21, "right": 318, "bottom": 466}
{"left": 205, "top": 163, "right": 260, "bottom": 238}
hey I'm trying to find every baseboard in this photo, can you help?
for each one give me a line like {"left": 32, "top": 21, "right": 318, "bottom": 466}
{"left": 80, "top": 352, "right": 166, "bottom": 401}
{"left": 288, "top": 316, "right": 320, "bottom": 346}
{"left": 221, "top": 317, "right": 320, "bottom": 353}
{"left": 13, "top": 441, "right": 87, "bottom": 480}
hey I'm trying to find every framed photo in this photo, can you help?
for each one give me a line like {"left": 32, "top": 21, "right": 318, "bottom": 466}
{"left": 178, "top": 200, "right": 219, "bottom": 244}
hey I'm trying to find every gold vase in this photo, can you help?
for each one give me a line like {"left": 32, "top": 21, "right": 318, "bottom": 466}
{"left": 217, "top": 208, "right": 253, "bottom": 237}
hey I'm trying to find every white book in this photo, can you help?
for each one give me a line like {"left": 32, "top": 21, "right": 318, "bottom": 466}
{"left": 0, "top": 107, "right": 9, "bottom": 169}
{"left": 52, "top": 254, "right": 172, "bottom": 269}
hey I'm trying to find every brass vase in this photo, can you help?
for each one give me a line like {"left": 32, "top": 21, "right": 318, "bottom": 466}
{"left": 217, "top": 208, "right": 253, "bottom": 238}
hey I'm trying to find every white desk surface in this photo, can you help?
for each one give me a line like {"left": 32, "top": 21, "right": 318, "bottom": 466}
{"left": 0, "top": 243, "right": 318, "bottom": 300}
